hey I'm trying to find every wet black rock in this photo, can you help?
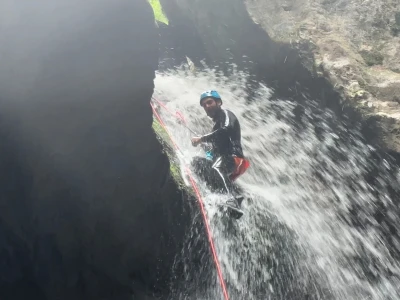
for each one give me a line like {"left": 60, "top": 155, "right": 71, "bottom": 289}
{"left": 0, "top": 1, "right": 192, "bottom": 299}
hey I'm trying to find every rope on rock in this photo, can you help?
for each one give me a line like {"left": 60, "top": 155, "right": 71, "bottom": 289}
{"left": 150, "top": 99, "right": 230, "bottom": 300}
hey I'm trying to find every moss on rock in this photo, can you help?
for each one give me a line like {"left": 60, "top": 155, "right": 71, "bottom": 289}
{"left": 152, "top": 119, "right": 187, "bottom": 189}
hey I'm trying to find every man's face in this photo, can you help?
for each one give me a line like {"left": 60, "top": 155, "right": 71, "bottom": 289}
{"left": 201, "top": 97, "right": 220, "bottom": 118}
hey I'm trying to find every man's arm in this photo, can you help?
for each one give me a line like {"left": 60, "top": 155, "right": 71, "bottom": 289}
{"left": 200, "top": 110, "right": 234, "bottom": 143}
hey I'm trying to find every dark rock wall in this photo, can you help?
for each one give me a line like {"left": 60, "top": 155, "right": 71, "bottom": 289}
{"left": 0, "top": 1, "right": 191, "bottom": 299}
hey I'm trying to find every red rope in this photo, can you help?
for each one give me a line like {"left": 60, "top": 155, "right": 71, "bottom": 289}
{"left": 152, "top": 97, "right": 183, "bottom": 121}
{"left": 150, "top": 101, "right": 231, "bottom": 300}
{"left": 151, "top": 101, "right": 182, "bottom": 152}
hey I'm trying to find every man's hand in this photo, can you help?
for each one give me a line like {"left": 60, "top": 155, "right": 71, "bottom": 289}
{"left": 191, "top": 136, "right": 202, "bottom": 147}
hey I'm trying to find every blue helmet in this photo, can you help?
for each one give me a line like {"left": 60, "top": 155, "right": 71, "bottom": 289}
{"left": 200, "top": 90, "right": 222, "bottom": 106}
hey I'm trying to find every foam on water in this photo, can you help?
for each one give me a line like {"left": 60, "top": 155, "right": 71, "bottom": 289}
{"left": 154, "top": 65, "right": 400, "bottom": 300}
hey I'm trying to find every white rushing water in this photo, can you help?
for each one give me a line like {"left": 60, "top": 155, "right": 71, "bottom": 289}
{"left": 153, "top": 65, "right": 400, "bottom": 300}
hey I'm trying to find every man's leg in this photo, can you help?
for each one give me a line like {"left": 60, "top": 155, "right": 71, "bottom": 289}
{"left": 191, "top": 156, "right": 214, "bottom": 184}
{"left": 212, "top": 156, "right": 243, "bottom": 207}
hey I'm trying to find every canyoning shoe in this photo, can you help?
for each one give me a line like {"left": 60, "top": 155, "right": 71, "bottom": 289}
{"left": 223, "top": 197, "right": 244, "bottom": 219}
{"left": 236, "top": 196, "right": 245, "bottom": 207}
{"left": 225, "top": 198, "right": 238, "bottom": 208}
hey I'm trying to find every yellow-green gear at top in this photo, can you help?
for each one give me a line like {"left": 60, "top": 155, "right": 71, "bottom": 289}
{"left": 148, "top": 0, "right": 169, "bottom": 25}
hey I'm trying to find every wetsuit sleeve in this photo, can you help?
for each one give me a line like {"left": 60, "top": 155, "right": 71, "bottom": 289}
{"left": 200, "top": 110, "right": 234, "bottom": 143}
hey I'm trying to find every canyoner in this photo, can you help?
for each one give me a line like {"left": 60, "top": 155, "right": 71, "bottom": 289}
{"left": 190, "top": 90, "right": 250, "bottom": 219}
{"left": 151, "top": 90, "right": 250, "bottom": 220}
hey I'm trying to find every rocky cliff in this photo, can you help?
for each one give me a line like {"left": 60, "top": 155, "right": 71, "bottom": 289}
{"left": 245, "top": 0, "right": 400, "bottom": 151}
{"left": 0, "top": 1, "right": 193, "bottom": 299}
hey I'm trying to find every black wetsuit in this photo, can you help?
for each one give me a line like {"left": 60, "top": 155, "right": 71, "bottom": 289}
{"left": 192, "top": 109, "right": 244, "bottom": 199}
{"left": 201, "top": 109, "right": 244, "bottom": 158}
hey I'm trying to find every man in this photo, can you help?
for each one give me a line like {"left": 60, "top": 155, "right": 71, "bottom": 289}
{"left": 191, "top": 90, "right": 250, "bottom": 209}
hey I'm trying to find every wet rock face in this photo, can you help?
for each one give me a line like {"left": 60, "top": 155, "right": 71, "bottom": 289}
{"left": 244, "top": 0, "right": 400, "bottom": 151}
{"left": 160, "top": 0, "right": 281, "bottom": 73}
{"left": 0, "top": 1, "right": 189, "bottom": 299}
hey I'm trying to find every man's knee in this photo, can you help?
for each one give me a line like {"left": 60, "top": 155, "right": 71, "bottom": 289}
{"left": 212, "top": 155, "right": 235, "bottom": 174}
{"left": 191, "top": 156, "right": 213, "bottom": 178}
{"left": 191, "top": 156, "right": 207, "bottom": 169}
